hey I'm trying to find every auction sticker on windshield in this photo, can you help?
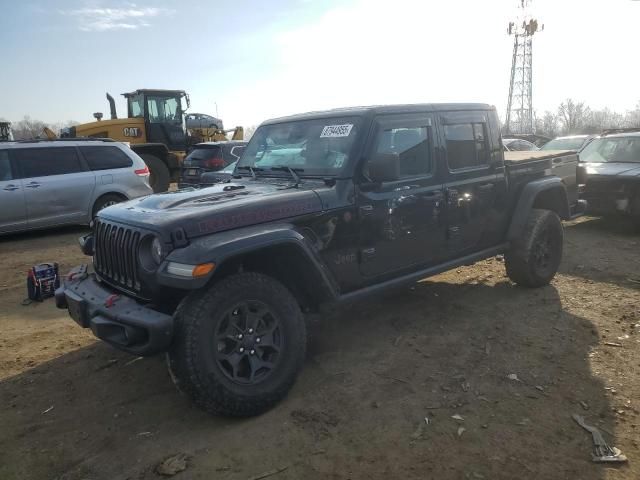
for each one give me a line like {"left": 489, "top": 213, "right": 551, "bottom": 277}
{"left": 320, "top": 124, "right": 354, "bottom": 138}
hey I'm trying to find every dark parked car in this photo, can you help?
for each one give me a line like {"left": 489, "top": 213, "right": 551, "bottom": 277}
{"left": 541, "top": 134, "right": 595, "bottom": 152}
{"left": 579, "top": 130, "right": 640, "bottom": 220}
{"left": 179, "top": 141, "right": 246, "bottom": 187}
{"left": 199, "top": 161, "right": 237, "bottom": 186}
{"left": 57, "top": 103, "right": 582, "bottom": 417}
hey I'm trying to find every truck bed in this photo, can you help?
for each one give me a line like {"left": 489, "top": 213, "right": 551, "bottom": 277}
{"left": 505, "top": 150, "right": 580, "bottom": 209}
{"left": 503, "top": 150, "right": 577, "bottom": 165}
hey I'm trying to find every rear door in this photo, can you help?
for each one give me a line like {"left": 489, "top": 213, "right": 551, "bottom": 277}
{"left": 0, "top": 150, "right": 27, "bottom": 233}
{"left": 79, "top": 144, "right": 134, "bottom": 190}
{"left": 357, "top": 112, "right": 447, "bottom": 277}
{"left": 440, "top": 112, "right": 505, "bottom": 255}
{"left": 13, "top": 146, "right": 96, "bottom": 228}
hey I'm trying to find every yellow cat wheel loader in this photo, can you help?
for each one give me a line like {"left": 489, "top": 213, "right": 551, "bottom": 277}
{"left": 62, "top": 89, "right": 243, "bottom": 192}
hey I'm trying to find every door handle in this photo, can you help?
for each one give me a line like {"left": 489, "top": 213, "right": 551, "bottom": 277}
{"left": 3, "top": 184, "right": 19, "bottom": 191}
{"left": 25, "top": 182, "right": 41, "bottom": 188}
{"left": 477, "top": 183, "right": 494, "bottom": 192}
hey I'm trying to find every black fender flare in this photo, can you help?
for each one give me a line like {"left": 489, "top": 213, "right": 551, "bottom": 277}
{"left": 156, "top": 223, "right": 339, "bottom": 301}
{"left": 507, "top": 177, "right": 570, "bottom": 241}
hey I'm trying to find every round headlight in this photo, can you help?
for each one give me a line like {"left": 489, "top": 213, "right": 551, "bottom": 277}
{"left": 151, "top": 237, "right": 164, "bottom": 264}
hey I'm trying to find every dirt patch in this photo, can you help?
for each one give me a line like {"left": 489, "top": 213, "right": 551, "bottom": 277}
{"left": 0, "top": 217, "right": 639, "bottom": 479}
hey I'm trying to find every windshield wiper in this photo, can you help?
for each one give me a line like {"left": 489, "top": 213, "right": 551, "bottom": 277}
{"left": 270, "top": 165, "right": 304, "bottom": 187}
{"left": 236, "top": 165, "right": 264, "bottom": 180}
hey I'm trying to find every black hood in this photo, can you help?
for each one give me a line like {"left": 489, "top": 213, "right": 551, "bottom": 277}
{"left": 583, "top": 162, "right": 640, "bottom": 179}
{"left": 99, "top": 178, "right": 324, "bottom": 240}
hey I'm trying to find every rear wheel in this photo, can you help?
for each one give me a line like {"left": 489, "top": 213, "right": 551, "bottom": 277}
{"left": 505, "top": 209, "right": 564, "bottom": 288}
{"left": 168, "top": 272, "right": 306, "bottom": 417}
{"left": 140, "top": 154, "right": 170, "bottom": 193}
{"left": 92, "top": 193, "right": 125, "bottom": 218}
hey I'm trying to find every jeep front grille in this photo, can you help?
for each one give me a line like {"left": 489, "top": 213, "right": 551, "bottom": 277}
{"left": 94, "top": 219, "right": 142, "bottom": 292}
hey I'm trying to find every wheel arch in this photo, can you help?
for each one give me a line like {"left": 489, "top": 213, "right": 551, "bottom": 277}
{"left": 507, "top": 178, "right": 570, "bottom": 241}
{"left": 160, "top": 225, "right": 339, "bottom": 310}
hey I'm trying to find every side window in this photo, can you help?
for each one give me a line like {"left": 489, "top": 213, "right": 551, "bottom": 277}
{"left": 14, "top": 147, "right": 84, "bottom": 178}
{"left": 80, "top": 146, "right": 133, "bottom": 171}
{"left": 0, "top": 150, "right": 12, "bottom": 181}
{"left": 373, "top": 126, "right": 431, "bottom": 177}
{"left": 130, "top": 94, "right": 144, "bottom": 118}
{"left": 444, "top": 123, "right": 488, "bottom": 170}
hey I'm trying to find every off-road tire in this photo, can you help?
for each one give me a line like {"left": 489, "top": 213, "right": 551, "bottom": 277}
{"left": 505, "top": 208, "right": 563, "bottom": 288}
{"left": 141, "top": 154, "right": 170, "bottom": 193}
{"left": 167, "top": 272, "right": 306, "bottom": 417}
{"left": 92, "top": 193, "right": 125, "bottom": 218}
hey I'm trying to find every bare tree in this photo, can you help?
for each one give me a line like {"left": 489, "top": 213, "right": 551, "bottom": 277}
{"left": 535, "top": 111, "right": 560, "bottom": 138}
{"left": 11, "top": 116, "right": 50, "bottom": 140}
{"left": 624, "top": 101, "right": 640, "bottom": 128}
{"left": 584, "top": 108, "right": 624, "bottom": 133}
{"left": 243, "top": 125, "right": 258, "bottom": 141}
{"left": 557, "top": 99, "right": 591, "bottom": 135}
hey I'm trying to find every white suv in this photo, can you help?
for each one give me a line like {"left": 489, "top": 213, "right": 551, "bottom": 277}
{"left": 0, "top": 139, "right": 153, "bottom": 234}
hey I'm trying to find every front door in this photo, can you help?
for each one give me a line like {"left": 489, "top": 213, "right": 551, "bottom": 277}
{"left": 13, "top": 147, "right": 96, "bottom": 228}
{"left": 439, "top": 113, "right": 503, "bottom": 255}
{"left": 357, "top": 113, "right": 447, "bottom": 277}
{"left": 0, "top": 150, "right": 26, "bottom": 233}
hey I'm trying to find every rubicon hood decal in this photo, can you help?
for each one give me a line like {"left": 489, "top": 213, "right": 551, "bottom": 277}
{"left": 195, "top": 199, "right": 320, "bottom": 235}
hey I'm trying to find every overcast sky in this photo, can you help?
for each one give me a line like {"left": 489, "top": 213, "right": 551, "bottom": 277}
{"left": 1, "top": 0, "right": 638, "bottom": 128}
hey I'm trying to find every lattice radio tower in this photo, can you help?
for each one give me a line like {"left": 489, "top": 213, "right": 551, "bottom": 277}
{"left": 505, "top": 0, "right": 543, "bottom": 134}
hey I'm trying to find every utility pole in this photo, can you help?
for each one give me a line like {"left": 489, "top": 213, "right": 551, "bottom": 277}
{"left": 505, "top": 0, "right": 543, "bottom": 134}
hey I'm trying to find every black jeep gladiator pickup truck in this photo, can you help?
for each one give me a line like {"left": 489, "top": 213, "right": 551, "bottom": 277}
{"left": 56, "top": 103, "right": 584, "bottom": 416}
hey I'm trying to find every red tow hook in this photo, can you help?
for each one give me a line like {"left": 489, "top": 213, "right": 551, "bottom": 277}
{"left": 104, "top": 294, "right": 120, "bottom": 308}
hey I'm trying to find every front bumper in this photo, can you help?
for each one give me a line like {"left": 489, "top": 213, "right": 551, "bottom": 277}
{"left": 55, "top": 265, "right": 174, "bottom": 356}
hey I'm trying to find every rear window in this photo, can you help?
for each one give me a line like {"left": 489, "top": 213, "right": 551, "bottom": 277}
{"left": 186, "top": 146, "right": 222, "bottom": 161}
{"left": 80, "top": 146, "right": 133, "bottom": 171}
{"left": 13, "top": 147, "right": 84, "bottom": 178}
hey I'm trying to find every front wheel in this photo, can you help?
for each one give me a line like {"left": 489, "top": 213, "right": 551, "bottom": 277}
{"left": 505, "top": 209, "right": 564, "bottom": 288}
{"left": 168, "top": 272, "right": 306, "bottom": 417}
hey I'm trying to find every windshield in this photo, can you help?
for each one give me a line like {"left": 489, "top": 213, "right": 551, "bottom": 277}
{"left": 541, "top": 137, "right": 587, "bottom": 151}
{"left": 580, "top": 136, "right": 640, "bottom": 163}
{"left": 237, "top": 117, "right": 361, "bottom": 176}
{"left": 146, "top": 95, "right": 182, "bottom": 124}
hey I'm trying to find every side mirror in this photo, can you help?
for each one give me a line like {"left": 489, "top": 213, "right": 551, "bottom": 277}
{"left": 368, "top": 153, "right": 400, "bottom": 183}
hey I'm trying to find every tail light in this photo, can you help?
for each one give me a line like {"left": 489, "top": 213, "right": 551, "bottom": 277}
{"left": 135, "top": 166, "right": 150, "bottom": 176}
{"left": 203, "top": 156, "right": 225, "bottom": 169}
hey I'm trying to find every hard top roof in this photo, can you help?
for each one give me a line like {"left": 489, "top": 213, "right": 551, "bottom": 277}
{"left": 122, "top": 89, "right": 187, "bottom": 97}
{"left": 262, "top": 103, "right": 494, "bottom": 125}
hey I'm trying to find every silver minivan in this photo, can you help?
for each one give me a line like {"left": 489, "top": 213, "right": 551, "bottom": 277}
{"left": 0, "top": 139, "right": 153, "bottom": 234}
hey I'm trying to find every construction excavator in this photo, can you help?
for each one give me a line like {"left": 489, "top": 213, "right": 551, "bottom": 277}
{"left": 61, "top": 89, "right": 243, "bottom": 192}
